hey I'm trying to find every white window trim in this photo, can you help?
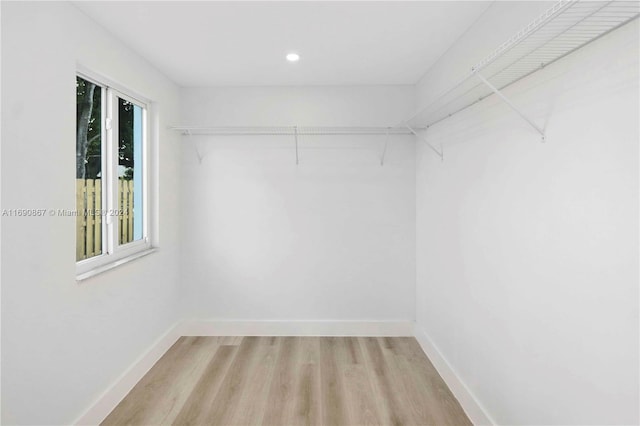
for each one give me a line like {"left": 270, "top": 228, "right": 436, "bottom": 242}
{"left": 76, "top": 248, "right": 157, "bottom": 281}
{"left": 76, "top": 69, "right": 153, "bottom": 280}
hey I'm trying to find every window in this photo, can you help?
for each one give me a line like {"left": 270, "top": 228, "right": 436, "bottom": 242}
{"left": 76, "top": 73, "right": 151, "bottom": 277}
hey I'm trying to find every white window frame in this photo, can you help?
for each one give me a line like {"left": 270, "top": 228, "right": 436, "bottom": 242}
{"left": 76, "top": 69, "right": 153, "bottom": 280}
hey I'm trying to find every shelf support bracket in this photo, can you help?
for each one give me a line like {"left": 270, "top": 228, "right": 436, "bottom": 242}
{"left": 184, "top": 129, "right": 204, "bottom": 164}
{"left": 380, "top": 128, "right": 390, "bottom": 166}
{"left": 405, "top": 124, "right": 443, "bottom": 161}
{"left": 294, "top": 126, "right": 299, "bottom": 165}
{"left": 476, "top": 73, "right": 546, "bottom": 142}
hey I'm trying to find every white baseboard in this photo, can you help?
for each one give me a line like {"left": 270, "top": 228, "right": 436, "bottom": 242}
{"left": 181, "top": 319, "right": 414, "bottom": 336}
{"left": 413, "top": 324, "right": 495, "bottom": 425}
{"left": 73, "top": 321, "right": 185, "bottom": 425}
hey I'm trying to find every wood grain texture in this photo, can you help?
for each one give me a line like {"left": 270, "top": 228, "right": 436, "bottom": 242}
{"left": 102, "top": 336, "right": 471, "bottom": 426}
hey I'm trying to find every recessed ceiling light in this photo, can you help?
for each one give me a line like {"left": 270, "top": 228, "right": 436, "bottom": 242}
{"left": 286, "top": 53, "right": 300, "bottom": 62}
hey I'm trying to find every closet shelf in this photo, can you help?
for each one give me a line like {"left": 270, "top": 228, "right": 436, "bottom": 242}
{"left": 172, "top": 126, "right": 419, "bottom": 165}
{"left": 404, "top": 0, "right": 640, "bottom": 132}
{"left": 170, "top": 126, "right": 418, "bottom": 136}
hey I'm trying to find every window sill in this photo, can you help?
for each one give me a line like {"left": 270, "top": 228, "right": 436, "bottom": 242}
{"left": 76, "top": 248, "right": 157, "bottom": 282}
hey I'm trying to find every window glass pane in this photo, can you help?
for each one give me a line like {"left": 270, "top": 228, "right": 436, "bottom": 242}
{"left": 118, "top": 98, "right": 144, "bottom": 245}
{"left": 76, "top": 76, "right": 103, "bottom": 261}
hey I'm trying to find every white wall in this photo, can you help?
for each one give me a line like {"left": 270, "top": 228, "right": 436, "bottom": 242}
{"left": 415, "top": 3, "right": 639, "bottom": 424}
{"left": 180, "top": 86, "right": 416, "bottom": 322}
{"left": 1, "top": 2, "right": 182, "bottom": 424}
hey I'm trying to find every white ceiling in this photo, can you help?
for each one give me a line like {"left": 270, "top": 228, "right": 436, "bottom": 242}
{"left": 74, "top": 1, "right": 491, "bottom": 87}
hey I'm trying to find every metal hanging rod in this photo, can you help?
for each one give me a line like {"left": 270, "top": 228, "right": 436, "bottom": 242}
{"left": 174, "top": 125, "right": 421, "bottom": 166}
{"left": 170, "top": 126, "right": 421, "bottom": 136}
{"left": 400, "top": 0, "right": 639, "bottom": 147}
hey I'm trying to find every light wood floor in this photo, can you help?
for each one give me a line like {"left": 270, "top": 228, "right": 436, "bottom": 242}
{"left": 102, "top": 336, "right": 472, "bottom": 426}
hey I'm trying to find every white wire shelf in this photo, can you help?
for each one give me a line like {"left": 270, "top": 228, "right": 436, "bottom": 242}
{"left": 170, "top": 126, "right": 418, "bottom": 136}
{"left": 405, "top": 0, "right": 640, "bottom": 130}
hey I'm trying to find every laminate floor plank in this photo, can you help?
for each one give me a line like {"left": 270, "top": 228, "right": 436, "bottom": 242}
{"left": 344, "top": 336, "right": 365, "bottom": 365}
{"left": 297, "top": 336, "right": 321, "bottom": 365}
{"left": 103, "top": 336, "right": 471, "bottom": 426}
{"left": 228, "top": 337, "right": 280, "bottom": 425}
{"left": 378, "top": 338, "right": 441, "bottom": 426}
{"left": 171, "top": 345, "right": 238, "bottom": 426}
{"left": 342, "top": 364, "right": 383, "bottom": 426}
{"left": 101, "top": 337, "right": 219, "bottom": 426}
{"left": 200, "top": 336, "right": 243, "bottom": 346}
{"left": 201, "top": 336, "right": 261, "bottom": 425}
{"left": 360, "top": 337, "right": 410, "bottom": 426}
{"left": 395, "top": 338, "right": 473, "bottom": 426}
{"left": 262, "top": 337, "right": 300, "bottom": 425}
{"left": 335, "top": 337, "right": 382, "bottom": 425}
{"left": 292, "top": 338, "right": 321, "bottom": 426}
{"left": 320, "top": 337, "right": 350, "bottom": 426}
{"left": 292, "top": 363, "right": 321, "bottom": 426}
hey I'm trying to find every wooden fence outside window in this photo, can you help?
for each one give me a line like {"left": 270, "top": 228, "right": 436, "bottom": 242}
{"left": 76, "top": 179, "right": 135, "bottom": 261}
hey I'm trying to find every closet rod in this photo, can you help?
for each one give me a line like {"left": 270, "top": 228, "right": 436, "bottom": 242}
{"left": 170, "top": 126, "right": 421, "bottom": 136}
